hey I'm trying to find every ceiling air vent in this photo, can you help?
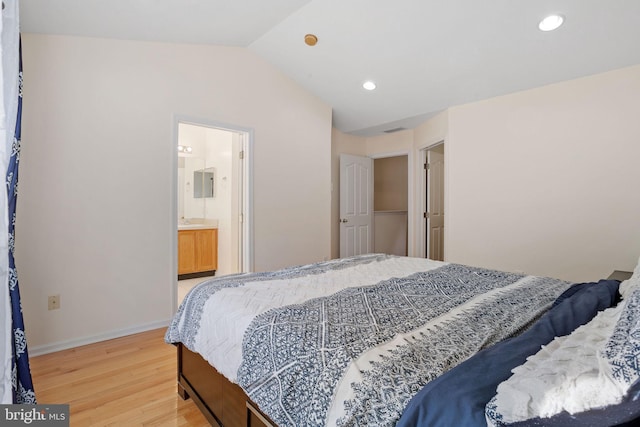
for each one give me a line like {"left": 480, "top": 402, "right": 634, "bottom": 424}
{"left": 383, "top": 127, "right": 406, "bottom": 133}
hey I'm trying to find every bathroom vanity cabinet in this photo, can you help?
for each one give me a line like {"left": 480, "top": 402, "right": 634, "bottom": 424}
{"left": 178, "top": 228, "right": 218, "bottom": 277}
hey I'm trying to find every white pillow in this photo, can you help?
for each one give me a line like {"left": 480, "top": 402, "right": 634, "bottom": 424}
{"left": 619, "top": 255, "right": 640, "bottom": 300}
{"left": 485, "top": 282, "right": 640, "bottom": 425}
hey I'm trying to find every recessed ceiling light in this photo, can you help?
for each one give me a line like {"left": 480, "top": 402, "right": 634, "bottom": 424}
{"left": 304, "top": 34, "right": 318, "bottom": 46}
{"left": 538, "top": 14, "right": 564, "bottom": 31}
{"left": 363, "top": 81, "right": 377, "bottom": 91}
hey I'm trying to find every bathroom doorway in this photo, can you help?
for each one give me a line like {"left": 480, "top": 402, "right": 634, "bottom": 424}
{"left": 174, "top": 118, "right": 253, "bottom": 305}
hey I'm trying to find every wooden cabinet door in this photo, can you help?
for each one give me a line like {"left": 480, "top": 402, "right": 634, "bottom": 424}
{"left": 178, "top": 230, "right": 197, "bottom": 274}
{"left": 196, "top": 229, "right": 218, "bottom": 272}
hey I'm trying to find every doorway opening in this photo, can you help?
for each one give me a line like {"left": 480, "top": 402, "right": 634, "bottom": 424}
{"left": 338, "top": 153, "right": 409, "bottom": 258}
{"left": 421, "top": 142, "right": 445, "bottom": 260}
{"left": 373, "top": 155, "right": 408, "bottom": 256}
{"left": 173, "top": 118, "right": 253, "bottom": 309}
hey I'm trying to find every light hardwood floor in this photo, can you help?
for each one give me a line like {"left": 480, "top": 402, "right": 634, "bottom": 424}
{"left": 29, "top": 328, "right": 210, "bottom": 426}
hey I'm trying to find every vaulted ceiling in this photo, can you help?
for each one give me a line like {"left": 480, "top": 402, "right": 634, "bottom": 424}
{"left": 20, "top": 0, "right": 640, "bottom": 136}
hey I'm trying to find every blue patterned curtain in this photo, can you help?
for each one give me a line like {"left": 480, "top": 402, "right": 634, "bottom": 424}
{"left": 7, "top": 38, "right": 35, "bottom": 404}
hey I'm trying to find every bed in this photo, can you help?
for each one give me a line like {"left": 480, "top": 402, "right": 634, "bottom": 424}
{"left": 165, "top": 254, "right": 640, "bottom": 426}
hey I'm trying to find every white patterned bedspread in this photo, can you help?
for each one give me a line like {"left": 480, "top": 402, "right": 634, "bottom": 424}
{"left": 166, "top": 254, "right": 571, "bottom": 427}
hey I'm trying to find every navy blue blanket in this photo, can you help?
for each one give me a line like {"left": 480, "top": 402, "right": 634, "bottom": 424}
{"left": 396, "top": 279, "right": 624, "bottom": 427}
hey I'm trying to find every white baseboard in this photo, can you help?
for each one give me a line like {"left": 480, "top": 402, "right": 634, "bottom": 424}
{"left": 28, "top": 319, "right": 171, "bottom": 357}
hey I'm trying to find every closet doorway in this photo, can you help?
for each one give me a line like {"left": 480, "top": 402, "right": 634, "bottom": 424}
{"left": 373, "top": 155, "right": 408, "bottom": 256}
{"left": 173, "top": 119, "right": 253, "bottom": 307}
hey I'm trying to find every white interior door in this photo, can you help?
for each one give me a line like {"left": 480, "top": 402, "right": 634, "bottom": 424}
{"left": 427, "top": 149, "right": 444, "bottom": 260}
{"left": 340, "top": 154, "right": 373, "bottom": 257}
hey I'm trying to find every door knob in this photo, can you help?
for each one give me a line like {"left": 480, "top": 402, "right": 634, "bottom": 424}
{"left": 340, "top": 219, "right": 348, "bottom": 223}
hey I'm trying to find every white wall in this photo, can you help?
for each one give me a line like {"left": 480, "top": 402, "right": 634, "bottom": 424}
{"left": 446, "top": 64, "right": 640, "bottom": 281}
{"left": 332, "top": 65, "right": 640, "bottom": 282}
{"left": 17, "top": 34, "right": 332, "bottom": 351}
{"left": 414, "top": 111, "right": 448, "bottom": 149}
{"left": 366, "top": 130, "right": 414, "bottom": 155}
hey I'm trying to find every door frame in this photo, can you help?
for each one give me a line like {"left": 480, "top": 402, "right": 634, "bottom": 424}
{"left": 418, "top": 140, "right": 445, "bottom": 259}
{"left": 170, "top": 115, "right": 254, "bottom": 313}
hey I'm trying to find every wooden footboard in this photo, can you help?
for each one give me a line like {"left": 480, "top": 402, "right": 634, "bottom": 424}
{"left": 177, "top": 343, "right": 276, "bottom": 427}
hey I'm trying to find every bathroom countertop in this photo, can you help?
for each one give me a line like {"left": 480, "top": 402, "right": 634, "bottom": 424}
{"left": 178, "top": 219, "right": 218, "bottom": 230}
{"left": 178, "top": 224, "right": 217, "bottom": 230}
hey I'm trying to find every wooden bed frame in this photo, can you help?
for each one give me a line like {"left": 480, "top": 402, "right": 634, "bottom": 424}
{"left": 177, "top": 343, "right": 276, "bottom": 427}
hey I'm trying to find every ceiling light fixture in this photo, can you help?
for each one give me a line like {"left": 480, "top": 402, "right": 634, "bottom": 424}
{"left": 304, "top": 34, "right": 318, "bottom": 46}
{"left": 538, "top": 14, "right": 564, "bottom": 31}
{"left": 363, "top": 81, "right": 377, "bottom": 91}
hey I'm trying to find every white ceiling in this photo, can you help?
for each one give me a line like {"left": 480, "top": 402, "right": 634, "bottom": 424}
{"left": 20, "top": 0, "right": 640, "bottom": 136}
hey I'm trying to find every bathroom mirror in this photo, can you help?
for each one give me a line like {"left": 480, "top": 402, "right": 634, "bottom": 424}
{"left": 194, "top": 168, "right": 215, "bottom": 198}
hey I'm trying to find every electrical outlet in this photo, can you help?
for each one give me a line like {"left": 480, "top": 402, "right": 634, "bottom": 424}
{"left": 48, "top": 295, "right": 60, "bottom": 310}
